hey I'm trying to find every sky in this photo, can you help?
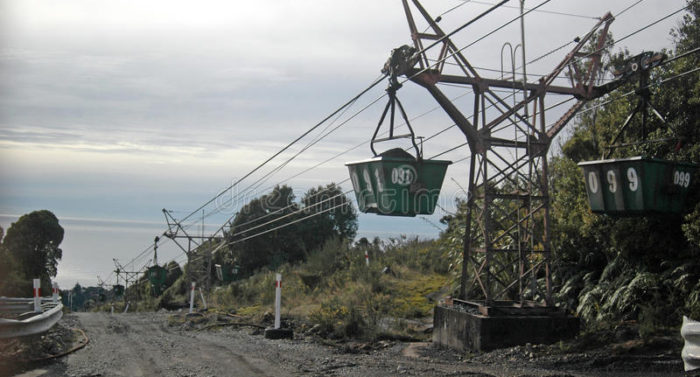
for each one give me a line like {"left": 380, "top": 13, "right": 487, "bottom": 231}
{"left": 0, "top": 0, "right": 689, "bottom": 288}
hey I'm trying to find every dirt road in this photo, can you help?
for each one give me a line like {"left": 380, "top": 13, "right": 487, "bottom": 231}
{"left": 11, "top": 312, "right": 687, "bottom": 377}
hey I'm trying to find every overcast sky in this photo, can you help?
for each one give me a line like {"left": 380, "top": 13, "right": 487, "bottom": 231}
{"left": 0, "top": 0, "right": 688, "bottom": 288}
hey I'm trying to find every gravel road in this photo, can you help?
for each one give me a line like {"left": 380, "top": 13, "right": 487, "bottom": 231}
{"left": 10, "top": 312, "right": 689, "bottom": 377}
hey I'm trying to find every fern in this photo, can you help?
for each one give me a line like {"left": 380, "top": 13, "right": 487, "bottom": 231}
{"left": 600, "top": 255, "right": 628, "bottom": 282}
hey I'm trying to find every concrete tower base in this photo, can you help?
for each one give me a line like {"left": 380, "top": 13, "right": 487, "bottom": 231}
{"left": 432, "top": 300, "right": 579, "bottom": 352}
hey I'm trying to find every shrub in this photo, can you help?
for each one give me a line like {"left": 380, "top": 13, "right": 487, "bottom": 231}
{"left": 309, "top": 297, "right": 365, "bottom": 339}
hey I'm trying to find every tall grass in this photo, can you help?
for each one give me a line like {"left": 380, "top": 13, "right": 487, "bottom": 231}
{"left": 207, "top": 236, "right": 451, "bottom": 340}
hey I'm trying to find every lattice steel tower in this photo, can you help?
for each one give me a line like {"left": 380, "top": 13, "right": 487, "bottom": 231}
{"left": 394, "top": 0, "right": 613, "bottom": 311}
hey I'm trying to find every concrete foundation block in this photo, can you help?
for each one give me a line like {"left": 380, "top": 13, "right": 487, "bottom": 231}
{"left": 264, "top": 327, "right": 293, "bottom": 340}
{"left": 433, "top": 305, "right": 579, "bottom": 352}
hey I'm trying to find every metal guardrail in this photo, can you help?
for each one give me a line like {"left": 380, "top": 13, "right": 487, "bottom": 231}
{"left": 0, "top": 297, "right": 57, "bottom": 313}
{"left": 0, "top": 297, "right": 64, "bottom": 339}
{"left": 682, "top": 316, "right": 700, "bottom": 372}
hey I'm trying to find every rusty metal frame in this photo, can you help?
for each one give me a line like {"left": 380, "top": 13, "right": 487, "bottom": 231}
{"left": 162, "top": 209, "right": 219, "bottom": 295}
{"left": 399, "top": 0, "right": 614, "bottom": 310}
{"left": 113, "top": 258, "right": 151, "bottom": 305}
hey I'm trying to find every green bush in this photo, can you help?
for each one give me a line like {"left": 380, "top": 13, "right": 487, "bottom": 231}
{"left": 309, "top": 297, "right": 365, "bottom": 339}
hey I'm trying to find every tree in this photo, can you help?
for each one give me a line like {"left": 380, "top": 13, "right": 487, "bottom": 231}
{"left": 227, "top": 185, "right": 305, "bottom": 274}
{"left": 299, "top": 183, "right": 358, "bottom": 253}
{"left": 0, "top": 210, "right": 64, "bottom": 296}
{"left": 225, "top": 183, "right": 358, "bottom": 275}
{"left": 70, "top": 283, "right": 85, "bottom": 311}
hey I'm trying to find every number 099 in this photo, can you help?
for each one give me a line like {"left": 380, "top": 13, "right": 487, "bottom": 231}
{"left": 593, "top": 168, "right": 639, "bottom": 193}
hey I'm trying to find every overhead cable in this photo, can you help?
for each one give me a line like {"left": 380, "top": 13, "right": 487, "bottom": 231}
{"left": 175, "top": 74, "right": 388, "bottom": 225}
{"left": 117, "top": 0, "right": 678, "bottom": 274}
{"left": 163, "top": 63, "right": 700, "bottom": 265}
{"left": 574, "top": 5, "right": 690, "bottom": 64}
{"left": 464, "top": 0, "right": 599, "bottom": 20}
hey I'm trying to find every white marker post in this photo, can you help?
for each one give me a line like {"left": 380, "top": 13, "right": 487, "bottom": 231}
{"left": 52, "top": 282, "right": 59, "bottom": 304}
{"left": 110, "top": 304, "right": 114, "bottom": 315}
{"left": 364, "top": 250, "right": 370, "bottom": 267}
{"left": 264, "top": 273, "right": 292, "bottom": 340}
{"left": 33, "top": 279, "right": 42, "bottom": 313}
{"left": 199, "top": 288, "right": 207, "bottom": 310}
{"left": 189, "top": 282, "right": 196, "bottom": 314}
{"left": 274, "top": 274, "right": 282, "bottom": 329}
{"left": 123, "top": 302, "right": 129, "bottom": 313}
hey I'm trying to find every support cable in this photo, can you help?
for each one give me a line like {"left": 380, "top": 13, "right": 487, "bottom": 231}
{"left": 175, "top": 74, "right": 388, "bottom": 225}
{"left": 227, "top": 201, "right": 350, "bottom": 246}
{"left": 573, "top": 5, "right": 690, "bottom": 64}
{"left": 462, "top": 0, "right": 600, "bottom": 20}
{"left": 191, "top": 0, "right": 527, "bottom": 230}
{"left": 115, "top": 0, "right": 669, "bottom": 276}
{"left": 201, "top": 89, "right": 476, "bottom": 235}
{"left": 156, "top": 65, "right": 700, "bottom": 267}
{"left": 181, "top": 0, "right": 550, "bottom": 231}
{"left": 184, "top": 0, "right": 512, "bottom": 234}
{"left": 203, "top": 82, "right": 387, "bottom": 232}
{"left": 614, "top": 0, "right": 646, "bottom": 18}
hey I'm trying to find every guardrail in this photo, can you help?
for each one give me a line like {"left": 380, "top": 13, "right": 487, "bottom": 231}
{"left": 0, "top": 299, "right": 63, "bottom": 339}
{"left": 682, "top": 316, "right": 700, "bottom": 372}
{"left": 0, "top": 297, "right": 58, "bottom": 314}
{"left": 0, "top": 280, "right": 64, "bottom": 338}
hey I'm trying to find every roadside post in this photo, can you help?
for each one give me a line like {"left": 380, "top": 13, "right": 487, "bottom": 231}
{"left": 264, "top": 273, "right": 293, "bottom": 339}
{"left": 189, "top": 282, "right": 196, "bottom": 314}
{"left": 33, "top": 279, "right": 42, "bottom": 313}
{"left": 274, "top": 274, "right": 281, "bottom": 329}
{"left": 52, "top": 282, "right": 59, "bottom": 304}
{"left": 364, "top": 250, "right": 370, "bottom": 267}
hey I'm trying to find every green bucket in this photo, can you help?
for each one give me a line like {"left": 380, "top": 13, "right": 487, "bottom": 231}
{"left": 215, "top": 264, "right": 240, "bottom": 282}
{"left": 346, "top": 149, "right": 452, "bottom": 217}
{"left": 113, "top": 284, "right": 124, "bottom": 296}
{"left": 147, "top": 266, "right": 167, "bottom": 287}
{"left": 578, "top": 156, "right": 697, "bottom": 215}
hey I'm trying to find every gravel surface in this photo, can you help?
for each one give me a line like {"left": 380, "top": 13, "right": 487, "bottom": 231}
{"left": 3, "top": 312, "right": 692, "bottom": 377}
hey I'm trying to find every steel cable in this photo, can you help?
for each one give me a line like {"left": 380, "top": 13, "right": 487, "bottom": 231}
{"left": 116, "top": 0, "right": 683, "bottom": 277}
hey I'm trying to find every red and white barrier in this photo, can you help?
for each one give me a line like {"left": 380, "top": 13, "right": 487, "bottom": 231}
{"left": 274, "top": 274, "right": 282, "bottom": 329}
{"left": 33, "top": 279, "right": 42, "bottom": 313}
{"left": 364, "top": 250, "right": 370, "bottom": 267}
{"left": 52, "top": 282, "right": 59, "bottom": 304}
{"left": 189, "top": 282, "right": 196, "bottom": 314}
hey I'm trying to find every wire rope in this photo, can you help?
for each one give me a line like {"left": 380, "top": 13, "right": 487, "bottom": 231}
{"left": 114, "top": 0, "right": 687, "bottom": 278}
{"left": 175, "top": 74, "right": 388, "bottom": 225}
{"left": 462, "top": 0, "right": 600, "bottom": 20}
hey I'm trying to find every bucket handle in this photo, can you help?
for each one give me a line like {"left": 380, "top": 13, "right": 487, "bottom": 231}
{"left": 370, "top": 85, "right": 422, "bottom": 159}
